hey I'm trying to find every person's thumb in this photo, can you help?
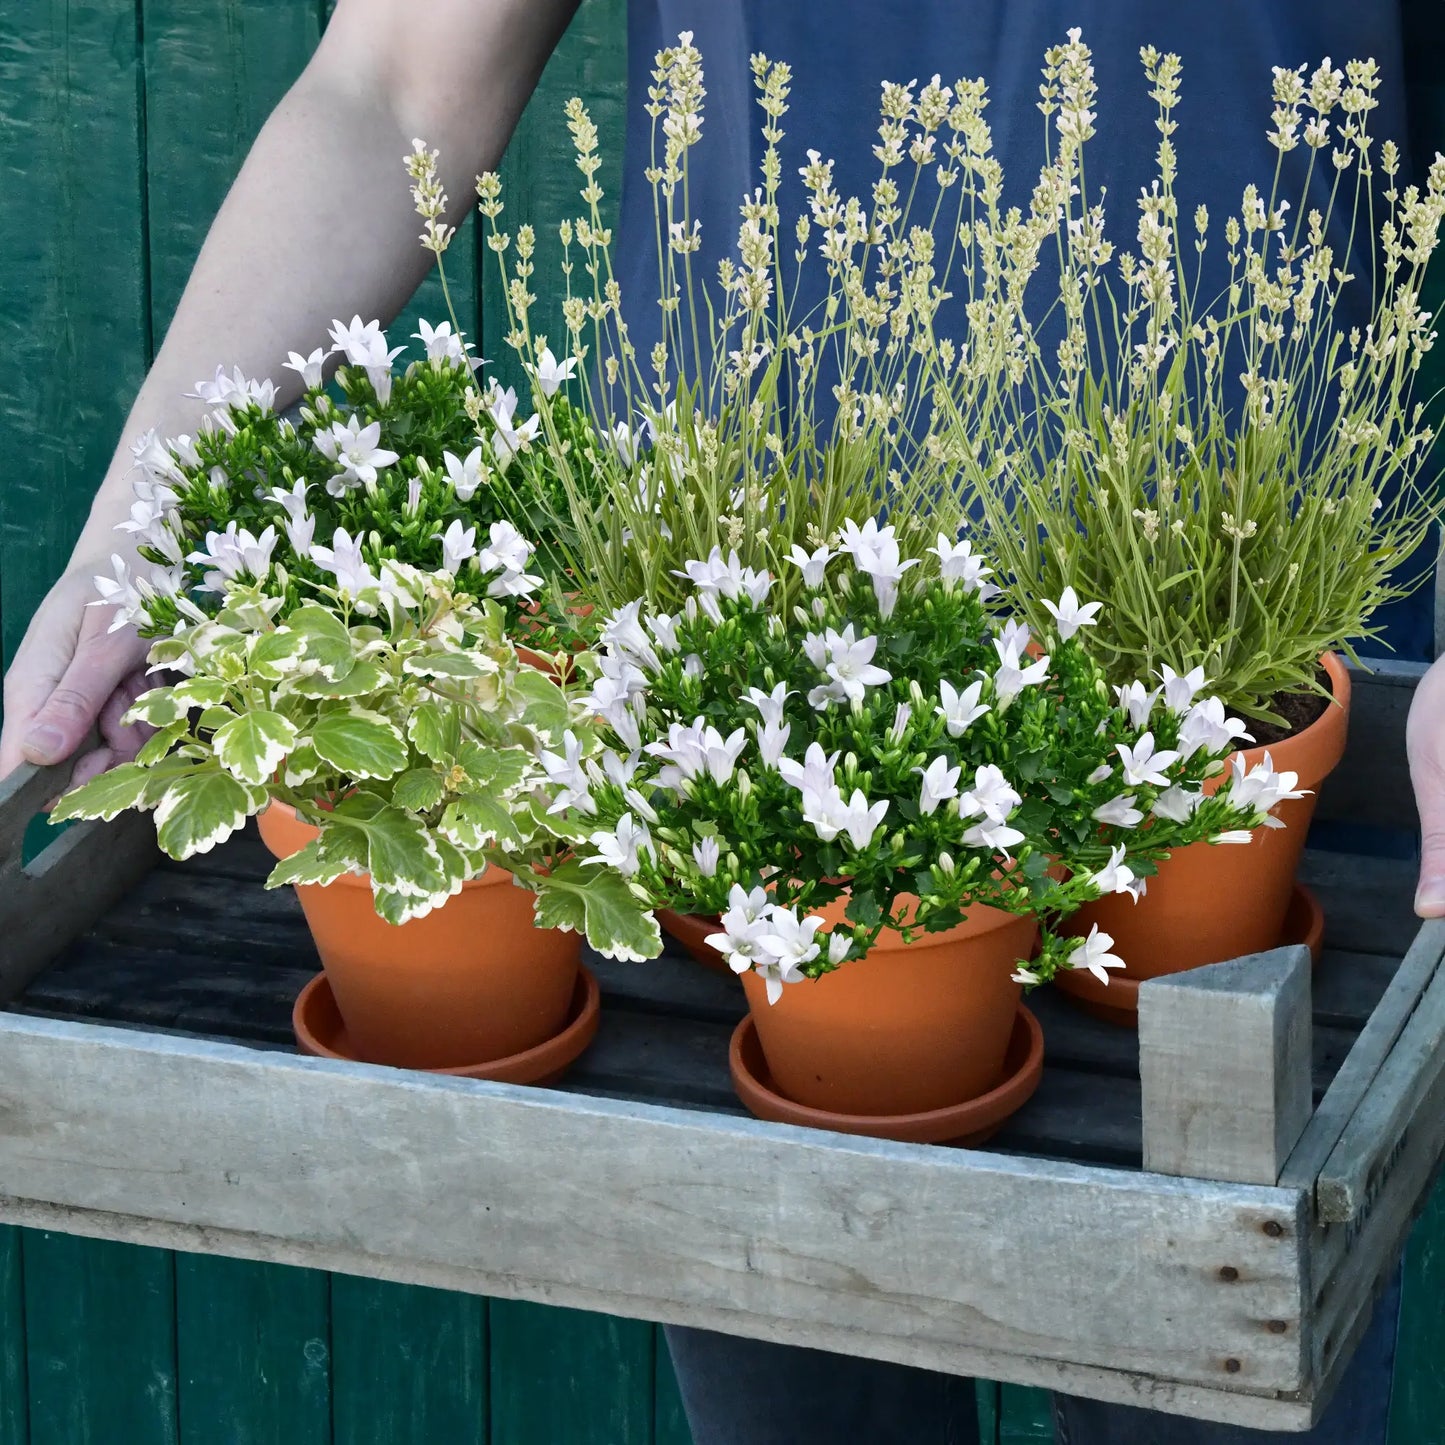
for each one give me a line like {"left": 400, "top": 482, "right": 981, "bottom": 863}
{"left": 1408, "top": 658, "right": 1445, "bottom": 916}
{"left": 19, "top": 631, "right": 137, "bottom": 768}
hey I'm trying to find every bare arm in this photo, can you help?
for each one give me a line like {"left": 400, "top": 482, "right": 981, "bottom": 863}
{"left": 0, "top": 0, "right": 579, "bottom": 782}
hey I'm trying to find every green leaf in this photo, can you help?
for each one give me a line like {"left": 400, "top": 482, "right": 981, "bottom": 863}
{"left": 360, "top": 807, "right": 447, "bottom": 896}
{"left": 51, "top": 763, "right": 155, "bottom": 823}
{"left": 283, "top": 742, "right": 323, "bottom": 787}
{"left": 124, "top": 687, "right": 191, "bottom": 728}
{"left": 135, "top": 720, "right": 189, "bottom": 767}
{"left": 402, "top": 651, "right": 497, "bottom": 680}
{"left": 391, "top": 768, "right": 446, "bottom": 813}
{"left": 457, "top": 743, "right": 530, "bottom": 795}
{"left": 509, "top": 666, "right": 571, "bottom": 738}
{"left": 212, "top": 710, "right": 299, "bottom": 786}
{"left": 286, "top": 661, "right": 386, "bottom": 699}
{"left": 265, "top": 831, "right": 366, "bottom": 889}
{"left": 407, "top": 702, "right": 460, "bottom": 763}
{"left": 440, "top": 795, "right": 520, "bottom": 851}
{"left": 153, "top": 768, "right": 256, "bottom": 858}
{"left": 291, "top": 604, "right": 357, "bottom": 681}
{"left": 249, "top": 627, "right": 307, "bottom": 679}
{"left": 309, "top": 710, "right": 407, "bottom": 780}
{"left": 531, "top": 860, "right": 662, "bottom": 962}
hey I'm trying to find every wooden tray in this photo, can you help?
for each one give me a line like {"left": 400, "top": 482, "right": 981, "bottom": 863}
{"left": 0, "top": 657, "right": 1437, "bottom": 1432}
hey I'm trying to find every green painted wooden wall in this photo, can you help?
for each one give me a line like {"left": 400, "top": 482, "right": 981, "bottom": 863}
{"left": 1, "top": 2, "right": 1443, "bottom": 1441}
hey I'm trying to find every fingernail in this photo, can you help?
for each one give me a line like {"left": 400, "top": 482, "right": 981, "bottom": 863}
{"left": 21, "top": 725, "right": 66, "bottom": 763}
{"left": 1416, "top": 877, "right": 1445, "bottom": 914}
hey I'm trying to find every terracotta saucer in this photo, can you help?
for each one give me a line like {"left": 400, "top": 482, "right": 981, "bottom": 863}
{"left": 1053, "top": 882, "right": 1325, "bottom": 1029}
{"left": 658, "top": 910, "right": 731, "bottom": 973}
{"left": 292, "top": 966, "right": 600, "bottom": 1084}
{"left": 728, "top": 1005, "right": 1043, "bottom": 1147}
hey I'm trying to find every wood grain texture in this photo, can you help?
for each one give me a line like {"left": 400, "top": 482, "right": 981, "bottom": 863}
{"left": 174, "top": 1253, "right": 330, "bottom": 1445}
{"left": 1139, "top": 947, "right": 1312, "bottom": 1186}
{"left": 0, "top": 1013, "right": 1308, "bottom": 1398}
{"left": 331, "top": 1276, "right": 486, "bottom": 1445}
{"left": 0, "top": 0, "right": 151, "bottom": 670}
{"left": 142, "top": 0, "right": 321, "bottom": 343}
{"left": 22, "top": 1233, "right": 176, "bottom": 1445}
{"left": 481, "top": 0, "right": 627, "bottom": 395}
{"left": 490, "top": 1302, "right": 654, "bottom": 1445}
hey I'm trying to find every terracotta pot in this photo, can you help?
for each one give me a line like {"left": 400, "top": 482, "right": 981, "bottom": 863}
{"left": 257, "top": 802, "right": 579, "bottom": 1070}
{"left": 1063, "top": 652, "right": 1351, "bottom": 987}
{"left": 740, "top": 896, "right": 1038, "bottom": 1117}
{"left": 657, "top": 910, "right": 730, "bottom": 972}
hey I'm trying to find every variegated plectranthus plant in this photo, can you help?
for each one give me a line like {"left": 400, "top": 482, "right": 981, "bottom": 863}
{"left": 560, "top": 518, "right": 1306, "bottom": 1000}
{"left": 53, "top": 551, "right": 661, "bottom": 961}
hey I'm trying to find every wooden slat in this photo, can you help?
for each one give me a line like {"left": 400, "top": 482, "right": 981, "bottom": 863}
{"left": 1280, "top": 921, "right": 1445, "bottom": 1203}
{"left": 1318, "top": 940, "right": 1445, "bottom": 1222}
{"left": 175, "top": 1254, "right": 331, "bottom": 1445}
{"left": 1139, "top": 948, "right": 1312, "bottom": 1186}
{"left": 0, "top": 1013, "right": 1308, "bottom": 1399}
{"left": 1299, "top": 850, "right": 1423, "bottom": 959}
{"left": 330, "top": 1277, "right": 487, "bottom": 1445}
{"left": 22, "top": 1234, "right": 177, "bottom": 1445}
{"left": 1313, "top": 659, "right": 1424, "bottom": 830}
{"left": 0, "top": 0, "right": 151, "bottom": 672}
{"left": 0, "top": 1228, "right": 23, "bottom": 1445}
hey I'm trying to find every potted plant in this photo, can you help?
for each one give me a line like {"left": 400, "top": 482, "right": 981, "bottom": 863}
{"left": 52, "top": 308, "right": 658, "bottom": 1075}
{"left": 558, "top": 517, "right": 1292, "bottom": 1137}
{"left": 939, "top": 37, "right": 1445, "bottom": 998}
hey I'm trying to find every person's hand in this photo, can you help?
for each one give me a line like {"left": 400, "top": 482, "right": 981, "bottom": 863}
{"left": 1409, "top": 652, "right": 1445, "bottom": 916}
{"left": 0, "top": 563, "right": 151, "bottom": 788}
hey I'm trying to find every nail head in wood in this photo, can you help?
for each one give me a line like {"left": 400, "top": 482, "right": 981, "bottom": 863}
{"left": 1139, "top": 945, "right": 1312, "bottom": 1186}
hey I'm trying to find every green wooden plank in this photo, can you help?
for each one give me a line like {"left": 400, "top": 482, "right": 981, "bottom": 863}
{"left": 174, "top": 1255, "right": 329, "bottom": 1445}
{"left": 331, "top": 1274, "right": 486, "bottom": 1445}
{"left": 490, "top": 1301, "right": 653, "bottom": 1445}
{"left": 0, "top": 0, "right": 151, "bottom": 669}
{"left": 653, "top": 1325, "right": 692, "bottom": 1445}
{"left": 142, "top": 0, "right": 322, "bottom": 345}
{"left": 0, "top": 1229, "right": 26, "bottom": 1445}
{"left": 22, "top": 1232, "right": 177, "bottom": 1445}
{"left": 1388, "top": 1174, "right": 1445, "bottom": 1444}
{"left": 480, "top": 0, "right": 627, "bottom": 395}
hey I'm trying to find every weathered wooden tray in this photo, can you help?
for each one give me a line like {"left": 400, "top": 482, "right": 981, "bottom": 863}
{"left": 0, "top": 657, "right": 1437, "bottom": 1431}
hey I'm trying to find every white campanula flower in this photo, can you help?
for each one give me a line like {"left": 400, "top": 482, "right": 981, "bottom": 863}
{"left": 802, "top": 781, "right": 889, "bottom": 850}
{"left": 413, "top": 319, "right": 475, "bottom": 367}
{"left": 92, "top": 555, "right": 147, "bottom": 632}
{"left": 188, "top": 365, "right": 277, "bottom": 412}
{"left": 673, "top": 547, "right": 772, "bottom": 611}
{"left": 1090, "top": 844, "right": 1145, "bottom": 901}
{"left": 477, "top": 521, "right": 542, "bottom": 597}
{"left": 937, "top": 678, "right": 989, "bottom": 737}
{"left": 991, "top": 636, "right": 1050, "bottom": 709}
{"left": 187, "top": 522, "right": 278, "bottom": 593}
{"left": 1114, "top": 681, "right": 1160, "bottom": 730}
{"left": 130, "top": 428, "right": 184, "bottom": 482}
{"left": 888, "top": 702, "right": 912, "bottom": 743}
{"left": 438, "top": 518, "right": 478, "bottom": 576}
{"left": 998, "top": 618, "right": 1031, "bottom": 654}
{"left": 1159, "top": 664, "right": 1207, "bottom": 715}
{"left": 586, "top": 657, "right": 648, "bottom": 721}
{"left": 683, "top": 654, "right": 705, "bottom": 680}
{"left": 597, "top": 748, "right": 642, "bottom": 789}
{"left": 745, "top": 682, "right": 793, "bottom": 728}
{"left": 268, "top": 479, "right": 310, "bottom": 523}
{"left": 1212, "top": 830, "right": 1256, "bottom": 845}
{"left": 805, "top": 624, "right": 892, "bottom": 708}
{"left": 309, "top": 527, "right": 380, "bottom": 597}
{"left": 786, "top": 542, "right": 835, "bottom": 588}
{"left": 327, "top": 316, "right": 403, "bottom": 371}
{"left": 645, "top": 720, "right": 747, "bottom": 787}
{"left": 958, "top": 763, "right": 1022, "bottom": 824}
{"left": 692, "top": 836, "right": 721, "bottom": 878}
{"left": 710, "top": 884, "right": 776, "bottom": 973}
{"left": 932, "top": 533, "right": 996, "bottom": 596}
{"left": 1086, "top": 763, "right": 1113, "bottom": 785}
{"left": 540, "top": 731, "right": 595, "bottom": 816}
{"left": 1178, "top": 696, "right": 1253, "bottom": 758}
{"left": 584, "top": 812, "right": 653, "bottom": 878}
{"left": 1151, "top": 786, "right": 1202, "bottom": 823}
{"left": 442, "top": 446, "right": 487, "bottom": 502}
{"left": 838, "top": 516, "right": 917, "bottom": 618}
{"left": 314, "top": 416, "right": 400, "bottom": 494}
{"left": 1041, "top": 585, "right": 1103, "bottom": 641}
{"left": 757, "top": 719, "right": 791, "bottom": 768}
{"left": 607, "top": 420, "right": 641, "bottom": 467}
{"left": 528, "top": 345, "right": 577, "bottom": 397}
{"left": 601, "top": 600, "right": 662, "bottom": 673}
{"left": 778, "top": 742, "right": 840, "bottom": 796}
{"left": 490, "top": 410, "right": 541, "bottom": 470}
{"left": 282, "top": 348, "right": 325, "bottom": 390}
{"left": 405, "top": 476, "right": 422, "bottom": 516}
{"left": 116, "top": 488, "right": 181, "bottom": 560}
{"left": 754, "top": 906, "right": 825, "bottom": 1001}
{"left": 648, "top": 612, "right": 681, "bottom": 655}
{"left": 961, "top": 819, "right": 1026, "bottom": 852}
{"left": 1093, "top": 793, "right": 1144, "bottom": 828}
{"left": 1227, "top": 752, "right": 1308, "bottom": 825}
{"left": 1069, "top": 924, "right": 1126, "bottom": 984}
{"left": 284, "top": 510, "right": 316, "bottom": 557}
{"left": 916, "top": 755, "right": 962, "bottom": 815}
{"left": 827, "top": 931, "right": 853, "bottom": 966}
{"left": 1116, "top": 732, "right": 1180, "bottom": 788}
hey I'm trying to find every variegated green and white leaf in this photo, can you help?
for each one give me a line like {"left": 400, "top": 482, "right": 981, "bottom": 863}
{"left": 134, "top": 720, "right": 189, "bottom": 767}
{"left": 153, "top": 768, "right": 256, "bottom": 859}
{"left": 530, "top": 860, "right": 663, "bottom": 962}
{"left": 401, "top": 651, "right": 497, "bottom": 680}
{"left": 309, "top": 710, "right": 407, "bottom": 780}
{"left": 283, "top": 742, "right": 323, "bottom": 787}
{"left": 265, "top": 834, "right": 366, "bottom": 889}
{"left": 249, "top": 627, "right": 307, "bottom": 679}
{"left": 212, "top": 710, "right": 299, "bottom": 786}
{"left": 440, "top": 795, "right": 521, "bottom": 852}
{"left": 286, "top": 661, "right": 386, "bottom": 699}
{"left": 50, "top": 763, "right": 156, "bottom": 823}
{"left": 456, "top": 743, "right": 531, "bottom": 796}
{"left": 290, "top": 604, "right": 357, "bottom": 681}
{"left": 360, "top": 807, "right": 448, "bottom": 897}
{"left": 391, "top": 768, "right": 447, "bottom": 814}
